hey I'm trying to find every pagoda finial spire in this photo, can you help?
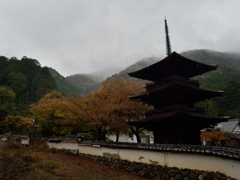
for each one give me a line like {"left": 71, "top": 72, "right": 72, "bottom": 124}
{"left": 165, "top": 17, "right": 172, "bottom": 56}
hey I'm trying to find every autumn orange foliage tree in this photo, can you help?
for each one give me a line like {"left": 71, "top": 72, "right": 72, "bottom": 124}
{"left": 0, "top": 115, "right": 32, "bottom": 134}
{"left": 200, "top": 129, "right": 225, "bottom": 146}
{"left": 100, "top": 78, "right": 153, "bottom": 142}
{"left": 67, "top": 78, "right": 153, "bottom": 141}
{"left": 30, "top": 91, "right": 76, "bottom": 136}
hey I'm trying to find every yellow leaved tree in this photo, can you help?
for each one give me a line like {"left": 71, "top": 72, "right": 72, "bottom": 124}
{"left": 200, "top": 129, "right": 225, "bottom": 146}
{"left": 30, "top": 91, "right": 76, "bottom": 136}
{"left": 67, "top": 77, "right": 153, "bottom": 141}
{"left": 0, "top": 115, "right": 32, "bottom": 134}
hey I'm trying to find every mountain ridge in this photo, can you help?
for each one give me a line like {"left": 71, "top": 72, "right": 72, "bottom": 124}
{"left": 50, "top": 49, "right": 240, "bottom": 96}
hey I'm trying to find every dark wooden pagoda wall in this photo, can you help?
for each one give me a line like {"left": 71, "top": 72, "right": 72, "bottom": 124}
{"left": 150, "top": 116, "right": 205, "bottom": 144}
{"left": 153, "top": 130, "right": 201, "bottom": 145}
{"left": 143, "top": 114, "right": 225, "bottom": 145}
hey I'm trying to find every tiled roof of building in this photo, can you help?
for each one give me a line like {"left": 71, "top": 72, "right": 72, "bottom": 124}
{"left": 217, "top": 119, "right": 239, "bottom": 133}
{"left": 78, "top": 141, "right": 240, "bottom": 160}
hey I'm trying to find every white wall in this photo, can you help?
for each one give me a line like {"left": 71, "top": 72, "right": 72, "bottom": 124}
{"left": 107, "top": 131, "right": 154, "bottom": 144}
{"left": 107, "top": 134, "right": 137, "bottom": 143}
{"left": 48, "top": 141, "right": 240, "bottom": 179}
{"left": 48, "top": 141, "right": 78, "bottom": 150}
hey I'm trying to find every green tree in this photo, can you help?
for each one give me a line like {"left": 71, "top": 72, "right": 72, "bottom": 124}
{"left": 195, "top": 99, "right": 218, "bottom": 117}
{"left": 0, "top": 56, "right": 58, "bottom": 116}
{"left": 7, "top": 71, "right": 26, "bottom": 95}
{"left": 0, "top": 58, "right": 21, "bottom": 85}
{"left": 214, "top": 81, "right": 240, "bottom": 118}
{"left": 7, "top": 71, "right": 27, "bottom": 114}
{"left": 0, "top": 86, "right": 16, "bottom": 122}
{"left": 0, "top": 56, "right": 9, "bottom": 74}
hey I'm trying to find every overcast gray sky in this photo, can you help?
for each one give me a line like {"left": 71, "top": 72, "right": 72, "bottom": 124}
{"left": 0, "top": 0, "right": 240, "bottom": 77}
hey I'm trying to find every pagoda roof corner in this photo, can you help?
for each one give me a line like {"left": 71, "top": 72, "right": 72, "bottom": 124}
{"left": 128, "top": 52, "right": 218, "bottom": 81}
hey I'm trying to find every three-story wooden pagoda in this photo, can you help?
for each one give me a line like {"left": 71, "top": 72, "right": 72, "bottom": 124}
{"left": 128, "top": 19, "right": 226, "bottom": 144}
{"left": 128, "top": 52, "right": 225, "bottom": 144}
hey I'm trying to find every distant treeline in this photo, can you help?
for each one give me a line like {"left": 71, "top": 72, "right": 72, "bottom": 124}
{"left": 182, "top": 50, "right": 240, "bottom": 118}
{"left": 1, "top": 49, "right": 240, "bottom": 119}
{"left": 0, "top": 56, "right": 57, "bottom": 116}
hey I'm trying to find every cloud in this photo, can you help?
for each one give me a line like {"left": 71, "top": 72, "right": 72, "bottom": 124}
{"left": 0, "top": 0, "right": 239, "bottom": 77}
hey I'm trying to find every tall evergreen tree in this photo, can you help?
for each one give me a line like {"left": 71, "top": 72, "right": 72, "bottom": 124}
{"left": 0, "top": 86, "right": 16, "bottom": 122}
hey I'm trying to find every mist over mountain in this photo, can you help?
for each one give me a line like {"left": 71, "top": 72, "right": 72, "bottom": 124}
{"left": 50, "top": 49, "right": 240, "bottom": 100}
{"left": 108, "top": 56, "right": 163, "bottom": 80}
{"left": 2, "top": 49, "right": 240, "bottom": 119}
{"left": 179, "top": 50, "right": 240, "bottom": 91}
{"left": 48, "top": 68, "right": 83, "bottom": 96}
{"left": 65, "top": 74, "right": 101, "bottom": 96}
{"left": 89, "top": 67, "right": 125, "bottom": 82}
{"left": 57, "top": 56, "right": 163, "bottom": 95}
{"left": 181, "top": 49, "right": 240, "bottom": 70}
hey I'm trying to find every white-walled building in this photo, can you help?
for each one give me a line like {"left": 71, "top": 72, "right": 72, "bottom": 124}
{"left": 107, "top": 131, "right": 154, "bottom": 144}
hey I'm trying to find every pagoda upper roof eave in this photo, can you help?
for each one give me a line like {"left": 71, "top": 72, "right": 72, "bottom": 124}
{"left": 129, "top": 82, "right": 223, "bottom": 99}
{"left": 128, "top": 51, "right": 218, "bottom": 81}
{"left": 128, "top": 111, "right": 227, "bottom": 126}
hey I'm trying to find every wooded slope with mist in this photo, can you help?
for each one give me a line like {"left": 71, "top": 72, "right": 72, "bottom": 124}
{"left": 1, "top": 49, "right": 240, "bottom": 118}
{"left": 0, "top": 56, "right": 57, "bottom": 118}
{"left": 177, "top": 50, "right": 240, "bottom": 118}
{"left": 53, "top": 49, "right": 240, "bottom": 118}
{"left": 48, "top": 68, "right": 84, "bottom": 97}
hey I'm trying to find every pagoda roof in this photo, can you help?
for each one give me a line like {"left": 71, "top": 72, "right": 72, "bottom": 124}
{"left": 128, "top": 52, "right": 218, "bottom": 81}
{"left": 128, "top": 111, "right": 226, "bottom": 128}
{"left": 130, "top": 82, "right": 223, "bottom": 104}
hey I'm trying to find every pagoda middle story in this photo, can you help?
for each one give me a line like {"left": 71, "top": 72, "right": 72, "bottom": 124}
{"left": 128, "top": 52, "right": 226, "bottom": 144}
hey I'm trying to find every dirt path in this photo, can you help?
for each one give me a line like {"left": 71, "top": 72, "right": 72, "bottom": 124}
{"left": 49, "top": 153, "right": 111, "bottom": 180}
{"left": 0, "top": 141, "right": 145, "bottom": 180}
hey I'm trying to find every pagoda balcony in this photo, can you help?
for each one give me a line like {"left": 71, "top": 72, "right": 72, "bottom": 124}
{"left": 146, "top": 75, "right": 199, "bottom": 91}
{"left": 145, "top": 105, "right": 205, "bottom": 117}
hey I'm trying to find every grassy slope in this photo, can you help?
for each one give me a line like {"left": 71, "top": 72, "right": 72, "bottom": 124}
{"left": 0, "top": 141, "right": 144, "bottom": 180}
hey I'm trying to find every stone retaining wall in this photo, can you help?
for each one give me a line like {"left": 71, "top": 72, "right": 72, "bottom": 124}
{"left": 51, "top": 148, "right": 236, "bottom": 180}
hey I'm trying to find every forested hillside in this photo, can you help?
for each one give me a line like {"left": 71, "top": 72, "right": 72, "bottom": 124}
{"left": 181, "top": 50, "right": 240, "bottom": 70}
{"left": 2, "top": 49, "right": 239, "bottom": 119}
{"left": 180, "top": 50, "right": 240, "bottom": 118}
{"left": 214, "top": 80, "right": 240, "bottom": 118}
{"left": 108, "top": 49, "right": 240, "bottom": 118}
{"left": 0, "top": 56, "right": 57, "bottom": 117}
{"left": 66, "top": 74, "right": 100, "bottom": 95}
{"left": 109, "top": 56, "right": 162, "bottom": 80}
{"left": 182, "top": 50, "right": 240, "bottom": 89}
{"left": 49, "top": 49, "right": 240, "bottom": 119}
{"left": 2, "top": 49, "right": 240, "bottom": 138}
{"left": 48, "top": 68, "right": 83, "bottom": 97}
{"left": 48, "top": 69, "right": 102, "bottom": 96}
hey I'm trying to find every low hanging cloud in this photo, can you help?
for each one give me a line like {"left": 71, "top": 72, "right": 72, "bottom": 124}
{"left": 0, "top": 0, "right": 239, "bottom": 77}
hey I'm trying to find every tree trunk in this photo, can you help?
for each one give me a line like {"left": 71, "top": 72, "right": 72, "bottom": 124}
{"left": 97, "top": 126, "right": 106, "bottom": 141}
{"left": 130, "top": 127, "right": 141, "bottom": 143}
{"left": 115, "top": 133, "right": 119, "bottom": 142}
{"left": 136, "top": 134, "right": 141, "bottom": 143}
{"left": 97, "top": 127, "right": 102, "bottom": 141}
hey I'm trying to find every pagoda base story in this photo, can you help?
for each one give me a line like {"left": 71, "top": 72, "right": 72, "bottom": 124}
{"left": 153, "top": 127, "right": 201, "bottom": 145}
{"left": 130, "top": 112, "right": 227, "bottom": 145}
